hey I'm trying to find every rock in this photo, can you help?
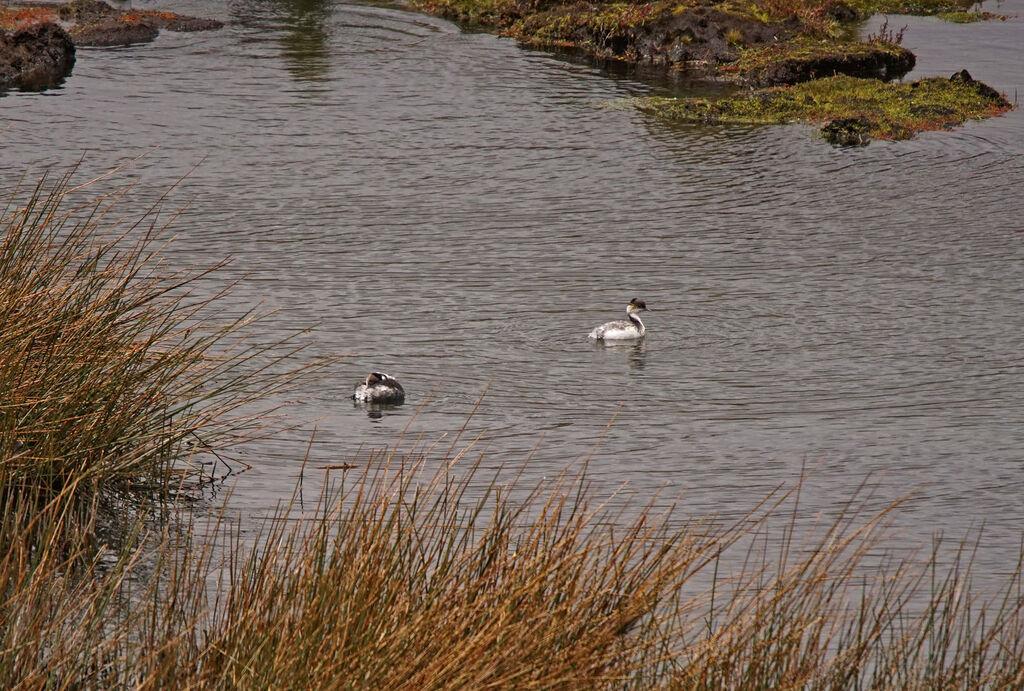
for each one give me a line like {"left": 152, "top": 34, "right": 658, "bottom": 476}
{"left": 821, "top": 116, "right": 873, "bottom": 146}
{"left": 143, "top": 15, "right": 224, "bottom": 33}
{"left": 631, "top": 8, "right": 792, "bottom": 66}
{"left": 822, "top": 1, "right": 860, "bottom": 22}
{"left": 57, "top": 0, "right": 117, "bottom": 23}
{"left": 746, "top": 45, "right": 915, "bottom": 87}
{"left": 950, "top": 68, "right": 1004, "bottom": 102}
{"left": 0, "top": 22, "right": 76, "bottom": 91}
{"left": 58, "top": 0, "right": 223, "bottom": 46}
{"left": 70, "top": 19, "right": 160, "bottom": 47}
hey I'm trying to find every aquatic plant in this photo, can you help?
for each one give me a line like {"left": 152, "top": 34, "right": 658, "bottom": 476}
{"left": 865, "top": 17, "right": 907, "bottom": 46}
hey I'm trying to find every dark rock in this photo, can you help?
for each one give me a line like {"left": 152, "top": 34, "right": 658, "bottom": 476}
{"left": 58, "top": 0, "right": 223, "bottom": 45}
{"left": 950, "top": 68, "right": 1004, "bottom": 102}
{"left": 821, "top": 116, "right": 873, "bottom": 146}
{"left": 746, "top": 45, "right": 915, "bottom": 87}
{"left": 584, "top": 7, "right": 793, "bottom": 67}
{"left": 822, "top": 1, "right": 860, "bottom": 22}
{"left": 0, "top": 22, "right": 76, "bottom": 91}
{"left": 148, "top": 16, "right": 224, "bottom": 32}
{"left": 633, "top": 8, "right": 792, "bottom": 66}
{"left": 71, "top": 19, "right": 160, "bottom": 47}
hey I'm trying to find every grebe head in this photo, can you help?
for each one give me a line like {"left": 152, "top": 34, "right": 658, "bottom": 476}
{"left": 626, "top": 298, "right": 649, "bottom": 315}
{"left": 354, "top": 371, "right": 405, "bottom": 403}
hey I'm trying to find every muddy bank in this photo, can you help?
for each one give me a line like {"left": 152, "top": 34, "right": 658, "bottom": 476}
{"left": 55, "top": 0, "right": 222, "bottom": 47}
{"left": 0, "top": 20, "right": 73, "bottom": 90}
{"left": 0, "top": 0, "right": 223, "bottom": 92}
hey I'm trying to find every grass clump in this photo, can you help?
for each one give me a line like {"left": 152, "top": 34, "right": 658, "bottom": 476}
{"left": 936, "top": 10, "right": 1008, "bottom": 23}
{"left": 639, "top": 72, "right": 1013, "bottom": 143}
{"left": 5, "top": 434, "right": 1024, "bottom": 687}
{"left": 0, "top": 168, "right": 316, "bottom": 522}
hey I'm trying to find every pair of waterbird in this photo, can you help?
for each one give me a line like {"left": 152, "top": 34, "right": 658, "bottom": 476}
{"left": 352, "top": 298, "right": 652, "bottom": 404}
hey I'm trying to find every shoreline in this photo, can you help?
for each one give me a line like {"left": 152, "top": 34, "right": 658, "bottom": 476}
{"left": 404, "top": 0, "right": 1014, "bottom": 143}
{"left": 1, "top": 0, "right": 1015, "bottom": 144}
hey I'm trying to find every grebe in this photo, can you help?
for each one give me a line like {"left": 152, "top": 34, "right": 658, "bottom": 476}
{"left": 352, "top": 372, "right": 405, "bottom": 404}
{"left": 588, "top": 298, "right": 651, "bottom": 341}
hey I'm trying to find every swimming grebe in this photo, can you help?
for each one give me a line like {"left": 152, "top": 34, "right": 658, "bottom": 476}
{"left": 352, "top": 372, "right": 405, "bottom": 404}
{"left": 588, "top": 298, "right": 651, "bottom": 341}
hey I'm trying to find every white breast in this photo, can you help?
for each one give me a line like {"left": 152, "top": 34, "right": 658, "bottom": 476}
{"left": 589, "top": 320, "right": 644, "bottom": 340}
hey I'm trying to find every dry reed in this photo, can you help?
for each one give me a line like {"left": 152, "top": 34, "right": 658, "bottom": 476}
{"left": 1, "top": 166, "right": 317, "bottom": 517}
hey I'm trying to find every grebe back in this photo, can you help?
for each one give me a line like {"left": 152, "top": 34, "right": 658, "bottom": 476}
{"left": 352, "top": 372, "right": 405, "bottom": 404}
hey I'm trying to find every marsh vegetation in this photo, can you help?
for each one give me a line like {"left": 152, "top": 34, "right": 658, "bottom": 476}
{"left": 407, "top": 0, "right": 1014, "bottom": 142}
{"left": 3, "top": 172, "right": 1024, "bottom": 687}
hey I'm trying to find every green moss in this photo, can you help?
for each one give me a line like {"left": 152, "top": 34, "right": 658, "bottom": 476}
{"left": 937, "top": 10, "right": 980, "bottom": 22}
{"left": 638, "top": 74, "right": 1013, "bottom": 142}
{"left": 936, "top": 10, "right": 1007, "bottom": 22}
{"left": 734, "top": 36, "right": 904, "bottom": 74}
{"left": 846, "top": 0, "right": 970, "bottom": 15}
{"left": 407, "top": 0, "right": 522, "bottom": 27}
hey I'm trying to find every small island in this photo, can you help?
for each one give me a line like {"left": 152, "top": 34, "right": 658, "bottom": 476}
{"left": 1, "top": 0, "right": 1015, "bottom": 144}
{"left": 408, "top": 0, "right": 1014, "bottom": 143}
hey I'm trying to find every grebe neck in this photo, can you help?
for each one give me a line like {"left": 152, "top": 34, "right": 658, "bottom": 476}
{"left": 628, "top": 312, "right": 645, "bottom": 333}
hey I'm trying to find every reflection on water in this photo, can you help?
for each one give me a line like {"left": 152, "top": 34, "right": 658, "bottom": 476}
{"left": 353, "top": 400, "right": 406, "bottom": 421}
{"left": 276, "top": 0, "right": 332, "bottom": 82}
{"left": 1, "top": 0, "right": 1023, "bottom": 592}
{"left": 594, "top": 339, "right": 647, "bottom": 372}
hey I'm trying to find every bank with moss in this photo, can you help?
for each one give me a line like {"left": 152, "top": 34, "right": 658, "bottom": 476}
{"left": 408, "top": 0, "right": 1013, "bottom": 143}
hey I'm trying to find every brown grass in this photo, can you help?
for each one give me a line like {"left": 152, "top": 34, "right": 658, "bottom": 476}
{"left": 0, "top": 165, "right": 322, "bottom": 529}
{"left": 5, "top": 437, "right": 1024, "bottom": 687}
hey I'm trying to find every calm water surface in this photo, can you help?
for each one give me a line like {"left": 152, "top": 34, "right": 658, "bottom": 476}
{"left": 3, "top": 0, "right": 1023, "bottom": 583}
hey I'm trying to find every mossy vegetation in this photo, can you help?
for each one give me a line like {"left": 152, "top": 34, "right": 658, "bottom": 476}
{"left": 407, "top": 0, "right": 1013, "bottom": 142}
{"left": 639, "top": 71, "right": 1013, "bottom": 144}
{"left": 731, "top": 35, "right": 915, "bottom": 86}
{"left": 1, "top": 0, "right": 222, "bottom": 47}
{"left": 936, "top": 9, "right": 1006, "bottom": 23}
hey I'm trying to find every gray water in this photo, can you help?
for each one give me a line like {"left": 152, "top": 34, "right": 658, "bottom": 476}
{"left": 3, "top": 0, "right": 1023, "bottom": 585}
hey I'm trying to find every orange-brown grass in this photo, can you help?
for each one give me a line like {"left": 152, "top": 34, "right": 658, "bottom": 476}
{"left": 0, "top": 6, "right": 57, "bottom": 30}
{"left": 120, "top": 10, "right": 178, "bottom": 24}
{"left": 3, "top": 431, "right": 1024, "bottom": 687}
{"left": 0, "top": 166, "right": 322, "bottom": 524}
